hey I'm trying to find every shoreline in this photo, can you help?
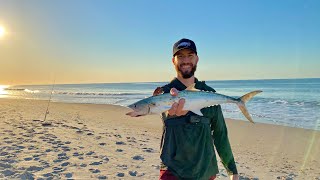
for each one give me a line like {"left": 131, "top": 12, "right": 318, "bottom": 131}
{"left": 0, "top": 98, "right": 319, "bottom": 179}
{"left": 1, "top": 97, "right": 319, "bottom": 132}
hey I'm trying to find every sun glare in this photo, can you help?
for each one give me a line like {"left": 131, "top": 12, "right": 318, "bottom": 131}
{"left": 0, "top": 85, "right": 9, "bottom": 95}
{"left": 0, "top": 26, "right": 6, "bottom": 38}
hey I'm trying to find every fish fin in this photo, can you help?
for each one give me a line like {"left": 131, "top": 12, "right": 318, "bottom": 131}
{"left": 236, "top": 90, "right": 263, "bottom": 123}
{"left": 191, "top": 109, "right": 203, "bottom": 116}
{"left": 185, "top": 83, "right": 200, "bottom": 92}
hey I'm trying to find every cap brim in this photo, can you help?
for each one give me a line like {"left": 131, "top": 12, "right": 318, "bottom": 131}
{"left": 173, "top": 47, "right": 197, "bottom": 56}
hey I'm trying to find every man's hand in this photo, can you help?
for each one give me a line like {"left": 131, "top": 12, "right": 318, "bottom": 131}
{"left": 167, "top": 88, "right": 188, "bottom": 116}
{"left": 230, "top": 174, "right": 239, "bottom": 180}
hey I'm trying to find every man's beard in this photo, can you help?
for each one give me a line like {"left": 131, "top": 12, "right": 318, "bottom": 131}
{"left": 175, "top": 63, "right": 197, "bottom": 79}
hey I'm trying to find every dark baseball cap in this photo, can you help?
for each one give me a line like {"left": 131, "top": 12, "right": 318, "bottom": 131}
{"left": 173, "top": 38, "right": 197, "bottom": 56}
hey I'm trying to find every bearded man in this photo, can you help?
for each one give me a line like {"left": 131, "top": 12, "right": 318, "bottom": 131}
{"left": 153, "top": 38, "right": 239, "bottom": 180}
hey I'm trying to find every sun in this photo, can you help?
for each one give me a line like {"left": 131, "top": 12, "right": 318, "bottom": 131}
{"left": 0, "top": 85, "right": 9, "bottom": 95}
{"left": 0, "top": 26, "right": 6, "bottom": 38}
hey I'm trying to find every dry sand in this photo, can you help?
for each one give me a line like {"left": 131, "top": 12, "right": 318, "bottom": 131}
{"left": 0, "top": 99, "right": 319, "bottom": 179}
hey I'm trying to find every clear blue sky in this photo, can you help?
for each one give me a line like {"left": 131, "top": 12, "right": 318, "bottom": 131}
{"left": 0, "top": 0, "right": 319, "bottom": 84}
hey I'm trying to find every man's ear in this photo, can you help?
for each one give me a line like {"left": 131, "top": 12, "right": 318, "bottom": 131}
{"left": 196, "top": 55, "right": 199, "bottom": 64}
{"left": 172, "top": 57, "right": 175, "bottom": 64}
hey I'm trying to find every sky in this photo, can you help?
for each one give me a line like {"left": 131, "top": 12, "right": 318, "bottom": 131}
{"left": 0, "top": 0, "right": 319, "bottom": 85}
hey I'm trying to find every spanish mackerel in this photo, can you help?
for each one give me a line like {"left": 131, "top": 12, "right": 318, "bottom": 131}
{"left": 126, "top": 83, "right": 262, "bottom": 123}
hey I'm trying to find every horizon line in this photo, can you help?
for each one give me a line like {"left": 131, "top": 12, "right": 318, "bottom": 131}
{"left": 5, "top": 77, "right": 320, "bottom": 86}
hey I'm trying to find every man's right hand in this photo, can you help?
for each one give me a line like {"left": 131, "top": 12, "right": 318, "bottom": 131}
{"left": 167, "top": 88, "right": 188, "bottom": 116}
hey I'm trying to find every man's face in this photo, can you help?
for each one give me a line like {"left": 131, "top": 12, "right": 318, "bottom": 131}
{"left": 172, "top": 49, "right": 199, "bottom": 79}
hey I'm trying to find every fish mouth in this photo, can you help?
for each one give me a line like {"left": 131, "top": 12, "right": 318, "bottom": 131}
{"left": 125, "top": 106, "right": 150, "bottom": 117}
{"left": 126, "top": 111, "right": 137, "bottom": 117}
{"left": 125, "top": 111, "right": 146, "bottom": 117}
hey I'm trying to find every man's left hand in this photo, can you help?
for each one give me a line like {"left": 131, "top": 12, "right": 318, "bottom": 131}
{"left": 230, "top": 174, "right": 239, "bottom": 180}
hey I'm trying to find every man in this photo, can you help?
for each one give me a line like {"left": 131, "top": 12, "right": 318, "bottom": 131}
{"left": 153, "top": 38, "right": 239, "bottom": 180}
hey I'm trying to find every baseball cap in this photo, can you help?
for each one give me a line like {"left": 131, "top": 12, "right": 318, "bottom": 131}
{"left": 172, "top": 38, "right": 197, "bottom": 56}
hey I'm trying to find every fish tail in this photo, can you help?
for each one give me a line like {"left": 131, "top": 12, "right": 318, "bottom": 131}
{"left": 236, "top": 90, "right": 262, "bottom": 123}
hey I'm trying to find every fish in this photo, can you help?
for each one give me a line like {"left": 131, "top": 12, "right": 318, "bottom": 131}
{"left": 126, "top": 83, "right": 262, "bottom": 123}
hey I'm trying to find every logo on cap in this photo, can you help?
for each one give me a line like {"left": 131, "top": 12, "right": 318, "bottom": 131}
{"left": 177, "top": 42, "right": 191, "bottom": 48}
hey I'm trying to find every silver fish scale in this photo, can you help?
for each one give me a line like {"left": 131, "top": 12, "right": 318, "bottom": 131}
{"left": 146, "top": 90, "right": 238, "bottom": 114}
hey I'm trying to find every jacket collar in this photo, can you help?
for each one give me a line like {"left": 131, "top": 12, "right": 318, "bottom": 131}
{"left": 169, "top": 77, "right": 199, "bottom": 91}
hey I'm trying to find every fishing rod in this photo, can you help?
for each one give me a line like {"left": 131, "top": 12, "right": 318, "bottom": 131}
{"left": 44, "top": 77, "right": 56, "bottom": 122}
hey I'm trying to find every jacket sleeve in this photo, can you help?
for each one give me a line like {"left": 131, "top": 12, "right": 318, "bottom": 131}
{"left": 211, "top": 105, "right": 238, "bottom": 175}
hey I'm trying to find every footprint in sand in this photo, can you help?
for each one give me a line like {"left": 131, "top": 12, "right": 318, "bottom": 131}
{"left": 1, "top": 159, "right": 17, "bottom": 164}
{"left": 65, "top": 172, "right": 73, "bottom": 178}
{"left": 0, "top": 152, "right": 9, "bottom": 156}
{"left": 142, "top": 147, "right": 155, "bottom": 153}
{"left": 42, "top": 172, "right": 54, "bottom": 178}
{"left": 114, "top": 134, "right": 122, "bottom": 138}
{"left": 89, "top": 161, "right": 102, "bottom": 166}
{"left": 39, "top": 160, "right": 50, "bottom": 168}
{"left": 117, "top": 172, "right": 125, "bottom": 177}
{"left": 17, "top": 145, "right": 25, "bottom": 150}
{"left": 19, "top": 172, "right": 34, "bottom": 179}
{"left": 61, "top": 146, "right": 71, "bottom": 152}
{"left": 26, "top": 166, "right": 44, "bottom": 172}
{"left": 4, "top": 140, "right": 13, "bottom": 144}
{"left": 86, "top": 151, "right": 95, "bottom": 156}
{"left": 0, "top": 163, "right": 12, "bottom": 169}
{"left": 117, "top": 165, "right": 128, "bottom": 170}
{"left": 132, "top": 155, "right": 144, "bottom": 161}
{"left": 61, "top": 162, "right": 70, "bottom": 167}
{"left": 1, "top": 169, "right": 15, "bottom": 177}
{"left": 52, "top": 167, "right": 66, "bottom": 174}
{"left": 89, "top": 169, "right": 100, "bottom": 173}
{"left": 73, "top": 152, "right": 83, "bottom": 157}
{"left": 116, "top": 141, "right": 126, "bottom": 145}
{"left": 24, "top": 157, "right": 33, "bottom": 161}
{"left": 45, "top": 149, "right": 51, "bottom": 152}
{"left": 100, "top": 156, "right": 109, "bottom": 162}
{"left": 53, "top": 153, "right": 69, "bottom": 163}
{"left": 76, "top": 130, "right": 83, "bottom": 134}
{"left": 53, "top": 159, "right": 63, "bottom": 163}
{"left": 98, "top": 175, "right": 107, "bottom": 179}
{"left": 129, "top": 171, "right": 137, "bottom": 176}
{"left": 116, "top": 149, "right": 123, "bottom": 152}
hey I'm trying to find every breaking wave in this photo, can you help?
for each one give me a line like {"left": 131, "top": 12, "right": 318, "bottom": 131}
{"left": 4, "top": 88, "right": 40, "bottom": 93}
{"left": 24, "top": 89, "right": 40, "bottom": 93}
{"left": 268, "top": 99, "right": 288, "bottom": 104}
{"left": 54, "top": 91, "right": 145, "bottom": 96}
{"left": 4, "top": 88, "right": 26, "bottom": 91}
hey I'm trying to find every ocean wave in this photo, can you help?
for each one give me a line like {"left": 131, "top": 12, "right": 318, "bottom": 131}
{"left": 54, "top": 91, "right": 145, "bottom": 96}
{"left": 4, "top": 88, "right": 26, "bottom": 91}
{"left": 24, "top": 89, "right": 40, "bottom": 93}
{"left": 293, "top": 102, "right": 305, "bottom": 106}
{"left": 268, "top": 99, "right": 288, "bottom": 104}
{"left": 4, "top": 88, "right": 40, "bottom": 93}
{"left": 222, "top": 109, "right": 268, "bottom": 118}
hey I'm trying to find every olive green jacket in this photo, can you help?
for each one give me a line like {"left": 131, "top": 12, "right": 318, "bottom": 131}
{"left": 158, "top": 78, "right": 237, "bottom": 180}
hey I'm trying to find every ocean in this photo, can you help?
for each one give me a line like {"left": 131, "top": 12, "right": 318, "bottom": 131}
{"left": 1, "top": 78, "right": 319, "bottom": 131}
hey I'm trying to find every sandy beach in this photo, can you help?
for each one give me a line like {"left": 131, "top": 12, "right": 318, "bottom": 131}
{"left": 0, "top": 99, "right": 319, "bottom": 179}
